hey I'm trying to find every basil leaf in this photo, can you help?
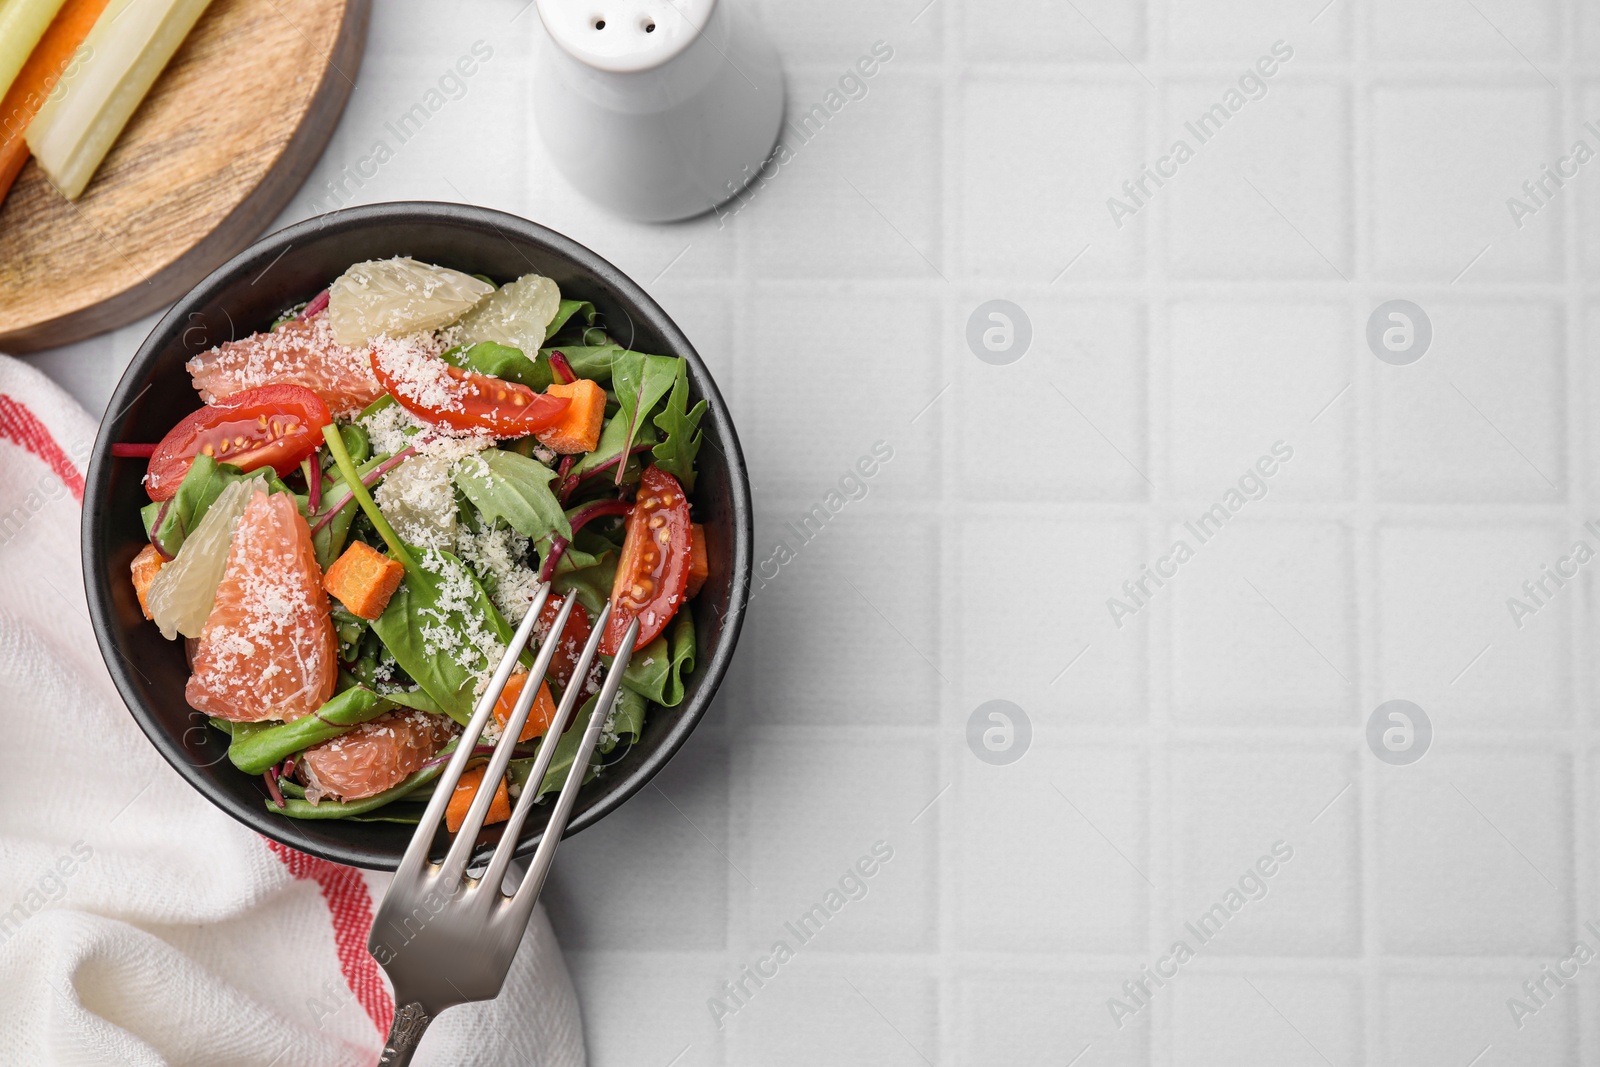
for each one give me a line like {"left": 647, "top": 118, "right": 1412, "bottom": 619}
{"left": 618, "top": 605, "right": 696, "bottom": 708}
{"left": 453, "top": 449, "right": 571, "bottom": 543}
{"left": 611, "top": 351, "right": 679, "bottom": 475}
{"left": 371, "top": 549, "right": 514, "bottom": 725}
{"left": 651, "top": 359, "right": 705, "bottom": 491}
{"left": 141, "top": 456, "right": 288, "bottom": 558}
{"left": 442, "top": 340, "right": 547, "bottom": 389}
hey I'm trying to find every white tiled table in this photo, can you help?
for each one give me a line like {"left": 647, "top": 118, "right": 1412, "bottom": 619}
{"left": 33, "top": 0, "right": 1600, "bottom": 1063}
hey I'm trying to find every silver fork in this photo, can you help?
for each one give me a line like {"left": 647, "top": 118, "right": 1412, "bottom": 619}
{"left": 369, "top": 582, "right": 640, "bottom": 1065}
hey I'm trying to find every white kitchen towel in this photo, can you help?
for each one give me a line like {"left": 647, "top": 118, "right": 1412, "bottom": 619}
{"left": 0, "top": 354, "right": 586, "bottom": 1067}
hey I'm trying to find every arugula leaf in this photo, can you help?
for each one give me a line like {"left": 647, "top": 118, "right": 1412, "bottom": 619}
{"left": 545, "top": 300, "right": 597, "bottom": 341}
{"left": 371, "top": 550, "right": 514, "bottom": 725}
{"left": 651, "top": 359, "right": 706, "bottom": 490}
{"left": 453, "top": 449, "right": 571, "bottom": 543}
{"left": 611, "top": 351, "right": 679, "bottom": 482}
{"left": 442, "top": 340, "right": 547, "bottom": 389}
{"left": 618, "top": 605, "right": 696, "bottom": 707}
{"left": 141, "top": 456, "right": 288, "bottom": 558}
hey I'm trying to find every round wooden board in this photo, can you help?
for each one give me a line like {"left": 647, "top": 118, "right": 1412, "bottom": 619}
{"left": 0, "top": 0, "right": 370, "bottom": 353}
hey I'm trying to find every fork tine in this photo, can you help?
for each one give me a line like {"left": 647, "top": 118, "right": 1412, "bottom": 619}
{"left": 478, "top": 601, "right": 612, "bottom": 893}
{"left": 390, "top": 582, "right": 551, "bottom": 890}
{"left": 435, "top": 590, "right": 580, "bottom": 886}
{"left": 502, "top": 615, "right": 640, "bottom": 925}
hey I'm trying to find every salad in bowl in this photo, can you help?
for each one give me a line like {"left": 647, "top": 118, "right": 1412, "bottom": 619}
{"left": 118, "top": 256, "right": 709, "bottom": 834}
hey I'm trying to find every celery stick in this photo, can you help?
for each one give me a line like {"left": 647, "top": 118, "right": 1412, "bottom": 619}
{"left": 25, "top": 0, "right": 213, "bottom": 199}
{"left": 0, "top": 0, "right": 68, "bottom": 101}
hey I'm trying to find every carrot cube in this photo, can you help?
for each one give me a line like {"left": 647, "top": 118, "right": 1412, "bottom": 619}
{"left": 493, "top": 672, "right": 559, "bottom": 742}
{"left": 536, "top": 379, "right": 606, "bottom": 454}
{"left": 131, "top": 543, "right": 164, "bottom": 619}
{"left": 685, "top": 523, "right": 709, "bottom": 598}
{"left": 322, "top": 540, "right": 405, "bottom": 620}
{"left": 445, "top": 764, "right": 511, "bottom": 834}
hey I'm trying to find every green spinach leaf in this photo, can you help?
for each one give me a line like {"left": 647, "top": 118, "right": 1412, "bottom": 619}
{"left": 452, "top": 449, "right": 571, "bottom": 543}
{"left": 371, "top": 549, "right": 514, "bottom": 725}
{"left": 141, "top": 456, "right": 286, "bottom": 558}
{"left": 611, "top": 351, "right": 679, "bottom": 480}
{"left": 442, "top": 341, "right": 546, "bottom": 388}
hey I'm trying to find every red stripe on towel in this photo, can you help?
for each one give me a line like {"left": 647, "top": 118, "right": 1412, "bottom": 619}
{"left": 0, "top": 395, "right": 83, "bottom": 502}
{"left": 267, "top": 839, "right": 395, "bottom": 1038}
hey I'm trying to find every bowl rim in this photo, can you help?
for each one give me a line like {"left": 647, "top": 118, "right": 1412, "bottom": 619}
{"left": 81, "top": 200, "right": 753, "bottom": 870}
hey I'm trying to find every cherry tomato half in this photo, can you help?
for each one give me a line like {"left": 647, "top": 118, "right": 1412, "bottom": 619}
{"left": 145, "top": 384, "right": 332, "bottom": 502}
{"left": 599, "top": 467, "right": 691, "bottom": 656}
{"left": 370, "top": 348, "right": 569, "bottom": 438}
{"left": 537, "top": 593, "right": 593, "bottom": 690}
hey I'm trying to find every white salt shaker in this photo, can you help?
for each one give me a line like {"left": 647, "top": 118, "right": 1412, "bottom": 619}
{"left": 532, "top": 0, "right": 785, "bottom": 222}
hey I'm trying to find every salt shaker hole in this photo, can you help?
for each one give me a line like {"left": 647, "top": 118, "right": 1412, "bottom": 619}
{"left": 593, "top": 17, "right": 606, "bottom": 29}
{"left": 643, "top": 20, "right": 656, "bottom": 32}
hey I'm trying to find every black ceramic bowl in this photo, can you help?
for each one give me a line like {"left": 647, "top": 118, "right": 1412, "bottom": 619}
{"left": 82, "top": 202, "right": 751, "bottom": 870}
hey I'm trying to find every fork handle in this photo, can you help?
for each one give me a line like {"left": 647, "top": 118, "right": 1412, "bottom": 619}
{"left": 378, "top": 1002, "right": 433, "bottom": 1066}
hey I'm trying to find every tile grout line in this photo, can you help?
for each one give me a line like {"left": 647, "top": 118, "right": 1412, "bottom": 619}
{"left": 1142, "top": 4, "right": 1170, "bottom": 1063}
{"left": 1558, "top": 12, "right": 1592, "bottom": 1064}
{"left": 1349, "top": 1, "right": 1382, "bottom": 1062}
{"left": 936, "top": 2, "right": 958, "bottom": 1062}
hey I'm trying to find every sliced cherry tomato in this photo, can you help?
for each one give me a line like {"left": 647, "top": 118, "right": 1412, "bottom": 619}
{"left": 599, "top": 467, "right": 691, "bottom": 656}
{"left": 537, "top": 594, "right": 593, "bottom": 689}
{"left": 145, "top": 384, "right": 332, "bottom": 502}
{"left": 370, "top": 346, "right": 569, "bottom": 438}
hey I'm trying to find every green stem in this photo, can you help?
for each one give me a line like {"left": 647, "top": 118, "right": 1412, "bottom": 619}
{"left": 321, "top": 423, "right": 417, "bottom": 575}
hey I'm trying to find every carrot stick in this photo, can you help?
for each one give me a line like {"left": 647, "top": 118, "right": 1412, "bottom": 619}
{"left": 0, "top": 0, "right": 111, "bottom": 207}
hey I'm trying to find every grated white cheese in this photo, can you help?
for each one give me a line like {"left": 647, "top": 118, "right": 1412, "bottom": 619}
{"left": 375, "top": 455, "right": 459, "bottom": 550}
{"left": 371, "top": 331, "right": 466, "bottom": 413}
{"left": 458, "top": 523, "right": 538, "bottom": 624}
{"left": 416, "top": 548, "right": 508, "bottom": 696}
{"left": 361, "top": 402, "right": 426, "bottom": 457}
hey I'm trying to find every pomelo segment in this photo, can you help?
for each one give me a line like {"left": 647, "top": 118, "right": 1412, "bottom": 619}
{"left": 298, "top": 710, "right": 456, "bottom": 801}
{"left": 327, "top": 257, "right": 494, "bottom": 347}
{"left": 185, "top": 489, "right": 337, "bottom": 722}
{"left": 450, "top": 273, "right": 560, "bottom": 356}
{"left": 147, "top": 476, "right": 262, "bottom": 640}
